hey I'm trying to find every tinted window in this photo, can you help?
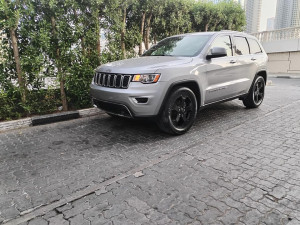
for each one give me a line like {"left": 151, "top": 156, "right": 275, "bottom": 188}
{"left": 248, "top": 38, "right": 262, "bottom": 54}
{"left": 234, "top": 36, "right": 250, "bottom": 55}
{"left": 143, "top": 35, "right": 212, "bottom": 57}
{"left": 210, "top": 35, "right": 232, "bottom": 56}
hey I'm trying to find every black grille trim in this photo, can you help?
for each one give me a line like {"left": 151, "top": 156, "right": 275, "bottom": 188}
{"left": 94, "top": 73, "right": 132, "bottom": 89}
{"left": 93, "top": 99, "right": 133, "bottom": 118}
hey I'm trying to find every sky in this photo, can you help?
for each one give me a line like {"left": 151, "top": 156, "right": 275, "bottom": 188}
{"left": 259, "top": 0, "right": 277, "bottom": 31}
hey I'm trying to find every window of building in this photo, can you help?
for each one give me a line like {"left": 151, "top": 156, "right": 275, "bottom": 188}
{"left": 210, "top": 35, "right": 233, "bottom": 56}
{"left": 234, "top": 36, "right": 250, "bottom": 55}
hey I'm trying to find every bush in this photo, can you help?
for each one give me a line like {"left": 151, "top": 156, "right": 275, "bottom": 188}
{"left": 0, "top": 88, "right": 61, "bottom": 121}
{"left": 0, "top": 88, "right": 23, "bottom": 120}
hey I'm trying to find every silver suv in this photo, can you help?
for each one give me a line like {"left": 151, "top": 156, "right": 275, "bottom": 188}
{"left": 90, "top": 31, "right": 268, "bottom": 134}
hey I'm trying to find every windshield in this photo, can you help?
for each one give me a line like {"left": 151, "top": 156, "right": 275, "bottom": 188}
{"left": 143, "top": 35, "right": 212, "bottom": 57}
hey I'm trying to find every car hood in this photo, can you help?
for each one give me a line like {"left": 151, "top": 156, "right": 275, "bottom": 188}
{"left": 96, "top": 56, "right": 193, "bottom": 74}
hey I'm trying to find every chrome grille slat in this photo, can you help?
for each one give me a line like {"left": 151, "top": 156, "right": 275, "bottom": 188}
{"left": 113, "top": 75, "right": 117, "bottom": 87}
{"left": 107, "top": 75, "right": 111, "bottom": 87}
{"left": 120, "top": 76, "right": 124, "bottom": 88}
{"left": 97, "top": 73, "right": 101, "bottom": 85}
{"left": 99, "top": 73, "right": 103, "bottom": 85}
{"left": 93, "top": 73, "right": 131, "bottom": 89}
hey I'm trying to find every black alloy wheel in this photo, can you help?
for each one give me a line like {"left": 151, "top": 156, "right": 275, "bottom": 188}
{"left": 253, "top": 78, "right": 265, "bottom": 105}
{"left": 157, "top": 87, "right": 197, "bottom": 135}
{"left": 243, "top": 76, "right": 265, "bottom": 108}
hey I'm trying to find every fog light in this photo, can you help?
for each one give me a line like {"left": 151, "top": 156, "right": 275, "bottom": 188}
{"left": 135, "top": 97, "right": 148, "bottom": 104}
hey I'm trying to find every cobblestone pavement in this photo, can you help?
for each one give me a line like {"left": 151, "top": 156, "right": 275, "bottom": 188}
{"left": 1, "top": 78, "right": 300, "bottom": 225}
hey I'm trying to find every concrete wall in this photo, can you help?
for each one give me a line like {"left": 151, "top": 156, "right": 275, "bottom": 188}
{"left": 267, "top": 51, "right": 300, "bottom": 74}
{"left": 262, "top": 39, "right": 300, "bottom": 53}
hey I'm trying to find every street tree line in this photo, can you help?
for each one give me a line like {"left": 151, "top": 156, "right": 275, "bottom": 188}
{"left": 0, "top": 0, "right": 245, "bottom": 120}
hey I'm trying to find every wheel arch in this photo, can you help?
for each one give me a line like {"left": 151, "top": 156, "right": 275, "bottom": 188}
{"left": 158, "top": 80, "right": 201, "bottom": 115}
{"left": 256, "top": 70, "right": 267, "bottom": 84}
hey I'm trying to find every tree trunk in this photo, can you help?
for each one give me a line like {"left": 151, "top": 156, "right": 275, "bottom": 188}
{"left": 153, "top": 34, "right": 157, "bottom": 45}
{"left": 96, "top": 16, "right": 101, "bottom": 57}
{"left": 121, "top": 8, "right": 126, "bottom": 59}
{"left": 139, "top": 12, "right": 146, "bottom": 55}
{"left": 144, "top": 14, "right": 152, "bottom": 50}
{"left": 96, "top": 36, "right": 101, "bottom": 56}
{"left": 205, "top": 23, "right": 209, "bottom": 32}
{"left": 51, "top": 16, "right": 68, "bottom": 111}
{"left": 10, "top": 28, "right": 26, "bottom": 103}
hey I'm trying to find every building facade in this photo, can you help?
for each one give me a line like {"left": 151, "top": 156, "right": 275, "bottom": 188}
{"left": 275, "top": 0, "right": 300, "bottom": 29}
{"left": 244, "top": 0, "right": 263, "bottom": 33}
{"left": 266, "top": 17, "right": 275, "bottom": 31}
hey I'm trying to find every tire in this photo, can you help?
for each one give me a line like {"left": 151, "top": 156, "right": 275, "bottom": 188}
{"left": 157, "top": 87, "right": 197, "bottom": 135}
{"left": 243, "top": 76, "right": 265, "bottom": 108}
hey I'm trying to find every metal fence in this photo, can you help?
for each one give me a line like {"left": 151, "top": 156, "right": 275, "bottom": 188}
{"left": 252, "top": 26, "right": 300, "bottom": 42}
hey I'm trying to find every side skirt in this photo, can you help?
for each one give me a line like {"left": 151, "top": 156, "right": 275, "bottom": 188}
{"left": 199, "top": 93, "right": 248, "bottom": 111}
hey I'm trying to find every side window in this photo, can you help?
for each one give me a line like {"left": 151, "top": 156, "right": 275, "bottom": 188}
{"left": 234, "top": 36, "right": 250, "bottom": 55}
{"left": 210, "top": 35, "right": 232, "bottom": 56}
{"left": 248, "top": 38, "right": 262, "bottom": 54}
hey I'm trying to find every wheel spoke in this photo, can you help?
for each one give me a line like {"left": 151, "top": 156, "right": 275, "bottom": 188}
{"left": 175, "top": 113, "right": 181, "bottom": 122}
{"left": 185, "top": 105, "right": 193, "bottom": 112}
{"left": 172, "top": 105, "right": 180, "bottom": 112}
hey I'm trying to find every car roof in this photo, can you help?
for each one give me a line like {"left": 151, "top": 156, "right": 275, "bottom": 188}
{"left": 171, "top": 31, "right": 256, "bottom": 39}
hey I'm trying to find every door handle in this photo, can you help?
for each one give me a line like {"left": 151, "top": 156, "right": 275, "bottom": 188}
{"left": 230, "top": 60, "right": 237, "bottom": 64}
{"left": 251, "top": 57, "right": 257, "bottom": 61}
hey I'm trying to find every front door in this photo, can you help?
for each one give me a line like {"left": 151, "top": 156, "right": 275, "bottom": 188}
{"left": 204, "top": 35, "right": 240, "bottom": 104}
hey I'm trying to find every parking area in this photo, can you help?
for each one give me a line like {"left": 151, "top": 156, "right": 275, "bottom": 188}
{"left": 1, "top": 78, "right": 300, "bottom": 225}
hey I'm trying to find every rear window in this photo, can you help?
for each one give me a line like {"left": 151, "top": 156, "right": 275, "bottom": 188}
{"left": 234, "top": 36, "right": 250, "bottom": 55}
{"left": 248, "top": 38, "right": 262, "bottom": 54}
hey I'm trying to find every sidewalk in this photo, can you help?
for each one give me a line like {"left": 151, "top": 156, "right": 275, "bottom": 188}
{"left": 0, "top": 108, "right": 103, "bottom": 133}
{"left": 269, "top": 73, "right": 300, "bottom": 79}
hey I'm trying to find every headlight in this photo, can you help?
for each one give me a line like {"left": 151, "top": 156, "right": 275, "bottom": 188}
{"left": 132, "top": 74, "right": 160, "bottom": 84}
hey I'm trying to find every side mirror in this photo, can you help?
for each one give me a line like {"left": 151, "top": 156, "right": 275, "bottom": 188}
{"left": 206, "top": 47, "right": 227, "bottom": 60}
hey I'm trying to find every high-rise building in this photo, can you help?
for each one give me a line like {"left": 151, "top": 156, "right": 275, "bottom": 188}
{"left": 266, "top": 17, "right": 275, "bottom": 31}
{"left": 244, "top": 0, "right": 263, "bottom": 33}
{"left": 205, "top": 0, "right": 245, "bottom": 7}
{"left": 275, "top": 0, "right": 300, "bottom": 29}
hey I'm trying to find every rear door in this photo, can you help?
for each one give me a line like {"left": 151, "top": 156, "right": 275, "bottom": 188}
{"left": 247, "top": 38, "right": 266, "bottom": 80}
{"left": 231, "top": 36, "right": 256, "bottom": 94}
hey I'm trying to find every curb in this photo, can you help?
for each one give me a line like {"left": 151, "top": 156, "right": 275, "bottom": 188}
{"left": 269, "top": 74, "right": 300, "bottom": 79}
{"left": 0, "top": 107, "right": 103, "bottom": 133}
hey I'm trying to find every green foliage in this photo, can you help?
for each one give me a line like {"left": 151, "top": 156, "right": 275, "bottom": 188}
{"left": 0, "top": 88, "right": 60, "bottom": 121}
{"left": 0, "top": 0, "right": 246, "bottom": 121}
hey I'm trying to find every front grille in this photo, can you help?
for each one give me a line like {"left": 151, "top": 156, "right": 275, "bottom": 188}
{"left": 93, "top": 73, "right": 132, "bottom": 89}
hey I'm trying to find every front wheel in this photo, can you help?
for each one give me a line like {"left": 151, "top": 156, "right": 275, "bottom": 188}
{"left": 243, "top": 76, "right": 265, "bottom": 108}
{"left": 157, "top": 87, "right": 197, "bottom": 135}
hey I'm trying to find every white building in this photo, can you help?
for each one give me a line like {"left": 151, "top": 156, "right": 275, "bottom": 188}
{"left": 266, "top": 17, "right": 275, "bottom": 31}
{"left": 207, "top": 0, "right": 245, "bottom": 7}
{"left": 275, "top": 0, "right": 300, "bottom": 29}
{"left": 244, "top": 0, "right": 263, "bottom": 33}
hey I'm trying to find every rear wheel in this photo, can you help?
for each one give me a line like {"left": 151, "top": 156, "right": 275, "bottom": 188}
{"left": 243, "top": 76, "right": 265, "bottom": 108}
{"left": 157, "top": 87, "right": 197, "bottom": 135}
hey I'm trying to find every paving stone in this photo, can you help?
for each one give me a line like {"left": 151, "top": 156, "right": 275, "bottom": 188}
{"left": 28, "top": 218, "right": 48, "bottom": 225}
{"left": 2, "top": 78, "right": 300, "bottom": 225}
{"left": 69, "top": 214, "right": 90, "bottom": 225}
{"left": 47, "top": 214, "right": 69, "bottom": 225}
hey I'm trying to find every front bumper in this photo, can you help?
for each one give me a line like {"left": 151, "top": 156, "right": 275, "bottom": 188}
{"left": 90, "top": 82, "right": 167, "bottom": 117}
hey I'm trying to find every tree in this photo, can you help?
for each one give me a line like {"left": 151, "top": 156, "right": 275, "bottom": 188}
{"left": 0, "top": 0, "right": 247, "bottom": 120}
{"left": 0, "top": 0, "right": 27, "bottom": 103}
